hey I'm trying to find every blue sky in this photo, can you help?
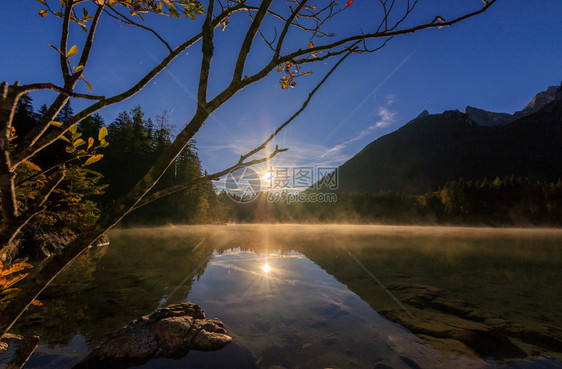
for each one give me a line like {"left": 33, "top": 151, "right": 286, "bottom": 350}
{"left": 1, "top": 1, "right": 561, "bottom": 181}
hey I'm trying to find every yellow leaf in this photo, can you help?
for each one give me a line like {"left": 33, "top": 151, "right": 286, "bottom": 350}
{"left": 67, "top": 45, "right": 78, "bottom": 58}
{"left": 49, "top": 121, "right": 63, "bottom": 127}
{"left": 84, "top": 79, "right": 93, "bottom": 92}
{"left": 87, "top": 137, "right": 94, "bottom": 150}
{"left": 75, "top": 65, "right": 84, "bottom": 73}
{"left": 0, "top": 262, "right": 32, "bottom": 277}
{"left": 22, "top": 161, "right": 42, "bottom": 172}
{"left": 39, "top": 9, "right": 48, "bottom": 17}
{"left": 4, "top": 274, "right": 28, "bottom": 289}
{"left": 49, "top": 44, "right": 64, "bottom": 56}
{"left": 98, "top": 126, "right": 108, "bottom": 141}
{"left": 59, "top": 135, "right": 71, "bottom": 143}
{"left": 84, "top": 154, "right": 103, "bottom": 166}
{"left": 31, "top": 299, "right": 43, "bottom": 307}
{"left": 69, "top": 124, "right": 77, "bottom": 135}
{"left": 73, "top": 138, "right": 86, "bottom": 148}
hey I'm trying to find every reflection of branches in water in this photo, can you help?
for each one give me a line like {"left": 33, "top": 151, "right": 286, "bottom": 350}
{"left": 19, "top": 224, "right": 561, "bottom": 351}
{"left": 13, "top": 236, "right": 215, "bottom": 348}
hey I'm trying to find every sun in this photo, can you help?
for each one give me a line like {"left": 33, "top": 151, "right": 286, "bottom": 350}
{"left": 263, "top": 171, "right": 275, "bottom": 183}
{"left": 262, "top": 263, "right": 271, "bottom": 273}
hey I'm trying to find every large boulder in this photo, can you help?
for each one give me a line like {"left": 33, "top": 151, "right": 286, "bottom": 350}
{"left": 73, "top": 303, "right": 231, "bottom": 369}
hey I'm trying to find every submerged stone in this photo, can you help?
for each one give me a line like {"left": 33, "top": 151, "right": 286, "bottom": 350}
{"left": 73, "top": 303, "right": 231, "bottom": 369}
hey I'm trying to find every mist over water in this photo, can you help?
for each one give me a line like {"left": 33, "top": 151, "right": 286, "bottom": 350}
{"left": 8, "top": 224, "right": 562, "bottom": 369}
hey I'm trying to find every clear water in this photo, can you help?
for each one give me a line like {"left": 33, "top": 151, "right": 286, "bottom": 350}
{"left": 6, "top": 224, "right": 562, "bottom": 369}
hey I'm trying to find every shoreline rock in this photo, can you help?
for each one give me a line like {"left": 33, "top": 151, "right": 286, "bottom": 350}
{"left": 379, "top": 283, "right": 562, "bottom": 362}
{"left": 73, "top": 303, "right": 231, "bottom": 369}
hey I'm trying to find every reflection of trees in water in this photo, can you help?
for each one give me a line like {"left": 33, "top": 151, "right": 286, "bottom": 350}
{"left": 14, "top": 232, "right": 214, "bottom": 348}
{"left": 13, "top": 225, "right": 562, "bottom": 356}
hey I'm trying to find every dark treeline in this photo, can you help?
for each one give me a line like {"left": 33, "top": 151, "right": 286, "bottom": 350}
{"left": 11, "top": 96, "right": 226, "bottom": 233}
{"left": 12, "top": 95, "right": 562, "bottom": 230}
{"left": 220, "top": 177, "right": 562, "bottom": 226}
{"left": 92, "top": 105, "right": 226, "bottom": 225}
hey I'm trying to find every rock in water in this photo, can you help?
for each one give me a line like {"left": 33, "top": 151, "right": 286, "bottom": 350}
{"left": 73, "top": 303, "right": 231, "bottom": 369}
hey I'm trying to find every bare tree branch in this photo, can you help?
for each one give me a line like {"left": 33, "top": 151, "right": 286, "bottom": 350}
{"left": 132, "top": 145, "right": 288, "bottom": 211}
{"left": 274, "top": 0, "right": 308, "bottom": 59}
{"left": 0, "top": 0, "right": 499, "bottom": 339}
{"left": 12, "top": 3, "right": 249, "bottom": 167}
{"left": 104, "top": 7, "right": 173, "bottom": 53}
{"left": 283, "top": 0, "right": 496, "bottom": 61}
{"left": 232, "top": 0, "right": 273, "bottom": 82}
{"left": 242, "top": 44, "right": 357, "bottom": 161}
{"left": 197, "top": 0, "right": 216, "bottom": 104}
{"left": 59, "top": 1, "right": 73, "bottom": 83}
{"left": 17, "top": 83, "right": 105, "bottom": 100}
{"left": 15, "top": 3, "right": 105, "bottom": 154}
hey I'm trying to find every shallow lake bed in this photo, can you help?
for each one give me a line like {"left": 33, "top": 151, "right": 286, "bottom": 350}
{"left": 8, "top": 224, "right": 562, "bottom": 368}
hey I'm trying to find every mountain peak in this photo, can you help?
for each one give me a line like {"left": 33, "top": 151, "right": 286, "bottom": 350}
{"left": 465, "top": 105, "right": 513, "bottom": 126}
{"left": 466, "top": 84, "right": 560, "bottom": 126}
{"left": 417, "top": 109, "right": 430, "bottom": 119}
{"left": 518, "top": 85, "right": 559, "bottom": 116}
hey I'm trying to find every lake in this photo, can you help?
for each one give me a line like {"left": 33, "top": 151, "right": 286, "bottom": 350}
{"left": 6, "top": 224, "right": 562, "bottom": 369}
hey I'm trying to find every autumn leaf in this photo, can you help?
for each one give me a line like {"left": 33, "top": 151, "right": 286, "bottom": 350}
{"left": 98, "top": 126, "right": 108, "bottom": 141}
{"left": 49, "top": 44, "right": 65, "bottom": 56}
{"left": 0, "top": 263, "right": 32, "bottom": 277}
{"left": 22, "top": 161, "right": 42, "bottom": 172}
{"left": 84, "top": 154, "right": 103, "bottom": 166}
{"left": 346, "top": 0, "right": 353, "bottom": 7}
{"left": 67, "top": 45, "right": 78, "bottom": 58}
{"left": 308, "top": 41, "right": 314, "bottom": 49}
{"left": 87, "top": 137, "right": 94, "bottom": 150}
{"left": 73, "top": 138, "right": 86, "bottom": 148}
{"left": 39, "top": 9, "right": 48, "bottom": 17}
{"left": 84, "top": 79, "right": 93, "bottom": 92}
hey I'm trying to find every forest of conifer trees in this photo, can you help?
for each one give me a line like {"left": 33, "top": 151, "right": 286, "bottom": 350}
{"left": 11, "top": 94, "right": 562, "bottom": 237}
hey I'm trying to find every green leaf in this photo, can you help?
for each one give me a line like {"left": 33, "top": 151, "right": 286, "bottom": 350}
{"left": 84, "top": 154, "right": 103, "bottom": 166}
{"left": 67, "top": 45, "right": 78, "bottom": 57}
{"left": 98, "top": 126, "right": 108, "bottom": 141}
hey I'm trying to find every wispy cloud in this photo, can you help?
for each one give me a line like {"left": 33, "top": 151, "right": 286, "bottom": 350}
{"left": 321, "top": 95, "right": 398, "bottom": 158}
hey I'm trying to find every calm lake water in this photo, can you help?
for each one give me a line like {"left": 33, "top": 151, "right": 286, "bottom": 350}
{"left": 6, "top": 224, "right": 562, "bottom": 369}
